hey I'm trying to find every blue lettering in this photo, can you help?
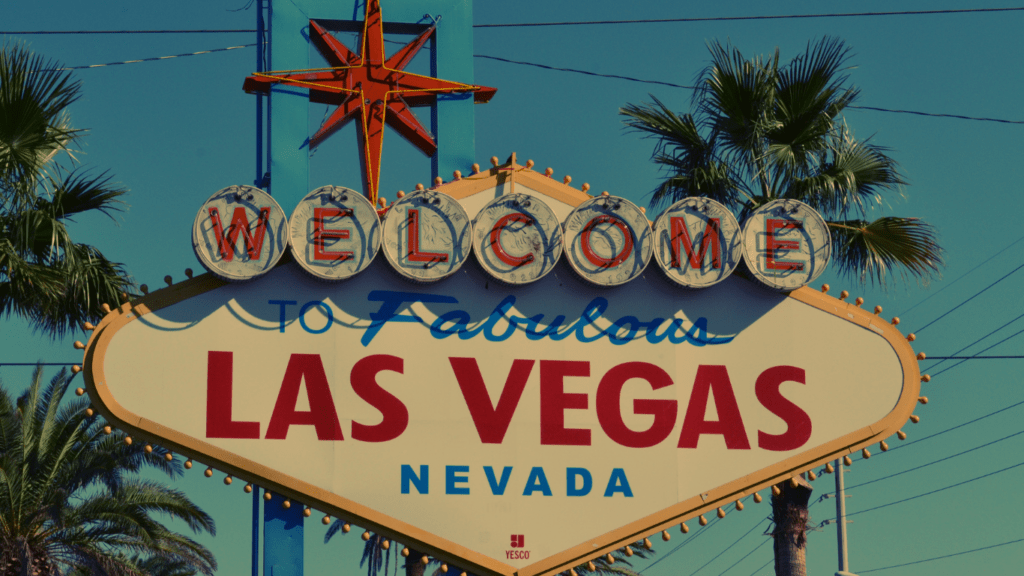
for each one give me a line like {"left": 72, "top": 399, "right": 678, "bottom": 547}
{"left": 299, "top": 301, "right": 333, "bottom": 334}
{"left": 446, "top": 465, "right": 470, "bottom": 495}
{"left": 566, "top": 468, "right": 592, "bottom": 496}
{"left": 332, "top": 291, "right": 732, "bottom": 348}
{"left": 363, "top": 291, "right": 458, "bottom": 346}
{"left": 603, "top": 468, "right": 634, "bottom": 497}
{"left": 484, "top": 466, "right": 513, "bottom": 495}
{"left": 522, "top": 467, "right": 553, "bottom": 496}
{"left": 269, "top": 300, "right": 297, "bottom": 333}
{"left": 401, "top": 464, "right": 429, "bottom": 494}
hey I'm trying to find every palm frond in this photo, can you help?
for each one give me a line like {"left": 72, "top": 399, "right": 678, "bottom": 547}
{"left": 828, "top": 217, "right": 943, "bottom": 286}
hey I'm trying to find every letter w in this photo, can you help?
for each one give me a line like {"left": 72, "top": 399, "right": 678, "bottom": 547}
{"left": 209, "top": 206, "right": 272, "bottom": 261}
{"left": 671, "top": 216, "right": 721, "bottom": 269}
{"left": 449, "top": 358, "right": 534, "bottom": 443}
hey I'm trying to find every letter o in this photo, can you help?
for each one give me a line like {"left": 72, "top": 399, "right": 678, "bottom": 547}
{"left": 299, "top": 301, "right": 333, "bottom": 334}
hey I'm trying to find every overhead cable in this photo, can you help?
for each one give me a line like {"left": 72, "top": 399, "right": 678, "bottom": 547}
{"left": 846, "top": 459, "right": 1024, "bottom": 518}
{"left": 8, "top": 7, "right": 1024, "bottom": 35}
{"left": 914, "top": 260, "right": 1024, "bottom": 333}
{"left": 859, "top": 537, "right": 1024, "bottom": 573}
{"left": 473, "top": 7, "right": 1024, "bottom": 28}
{"left": 898, "top": 231, "right": 1024, "bottom": 317}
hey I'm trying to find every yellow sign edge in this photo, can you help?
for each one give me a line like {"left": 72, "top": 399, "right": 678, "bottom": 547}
{"left": 83, "top": 272, "right": 921, "bottom": 576}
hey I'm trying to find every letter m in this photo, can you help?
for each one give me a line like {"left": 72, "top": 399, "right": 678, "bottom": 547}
{"left": 671, "top": 216, "right": 721, "bottom": 270}
{"left": 208, "top": 206, "right": 272, "bottom": 261}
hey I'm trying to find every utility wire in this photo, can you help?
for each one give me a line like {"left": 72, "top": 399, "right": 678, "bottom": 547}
{"left": 913, "top": 261, "right": 1024, "bottom": 333}
{"left": 639, "top": 514, "right": 726, "bottom": 573}
{"left": 13, "top": 37, "right": 1024, "bottom": 125}
{"left": 717, "top": 539, "right": 770, "bottom": 576}
{"left": 8, "top": 7, "right": 1024, "bottom": 35}
{"left": 42, "top": 44, "right": 255, "bottom": 71}
{"left": 860, "top": 537, "right": 1024, "bottom": 573}
{"left": 0, "top": 363, "right": 80, "bottom": 366}
{"left": 473, "top": 7, "right": 1024, "bottom": 28}
{"left": 898, "top": 232, "right": 1024, "bottom": 317}
{"left": 687, "top": 519, "right": 768, "bottom": 576}
{"left": 932, "top": 326, "right": 1024, "bottom": 378}
{"left": 819, "top": 426, "right": 1024, "bottom": 497}
{"left": 746, "top": 559, "right": 772, "bottom": 576}
{"left": 926, "top": 310, "right": 1024, "bottom": 371}
{"left": 475, "top": 55, "right": 696, "bottom": 89}
{"left": 846, "top": 458, "right": 1024, "bottom": 518}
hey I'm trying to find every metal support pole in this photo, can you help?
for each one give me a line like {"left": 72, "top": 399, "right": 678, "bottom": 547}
{"left": 255, "top": 0, "right": 266, "bottom": 188}
{"left": 835, "top": 458, "right": 850, "bottom": 573}
{"left": 252, "top": 488, "right": 261, "bottom": 576}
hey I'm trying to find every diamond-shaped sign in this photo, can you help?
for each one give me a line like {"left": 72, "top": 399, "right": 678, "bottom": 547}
{"left": 84, "top": 171, "right": 921, "bottom": 576}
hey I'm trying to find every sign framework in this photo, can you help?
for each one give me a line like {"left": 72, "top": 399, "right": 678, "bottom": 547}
{"left": 83, "top": 163, "right": 924, "bottom": 576}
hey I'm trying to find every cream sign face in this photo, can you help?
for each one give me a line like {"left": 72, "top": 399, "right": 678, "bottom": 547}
{"left": 84, "top": 257, "right": 920, "bottom": 576}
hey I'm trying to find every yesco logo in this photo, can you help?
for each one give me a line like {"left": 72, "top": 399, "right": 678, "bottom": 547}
{"left": 193, "top": 185, "right": 833, "bottom": 290}
{"left": 507, "top": 534, "right": 529, "bottom": 560}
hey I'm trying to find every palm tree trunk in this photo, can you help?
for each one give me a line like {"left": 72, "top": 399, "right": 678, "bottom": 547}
{"left": 405, "top": 549, "right": 427, "bottom": 576}
{"left": 771, "top": 476, "right": 813, "bottom": 576}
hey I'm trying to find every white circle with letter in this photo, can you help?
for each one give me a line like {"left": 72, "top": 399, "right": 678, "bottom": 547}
{"left": 192, "top": 185, "right": 288, "bottom": 282}
{"left": 473, "top": 193, "right": 563, "bottom": 285}
{"left": 289, "top": 186, "right": 380, "bottom": 281}
{"left": 741, "top": 199, "right": 831, "bottom": 290}
{"left": 563, "top": 195, "right": 652, "bottom": 286}
{"left": 381, "top": 189, "right": 472, "bottom": 282}
{"left": 652, "top": 197, "right": 742, "bottom": 288}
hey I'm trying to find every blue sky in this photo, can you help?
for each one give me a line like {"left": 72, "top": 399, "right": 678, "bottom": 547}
{"left": 2, "top": 1, "right": 1024, "bottom": 575}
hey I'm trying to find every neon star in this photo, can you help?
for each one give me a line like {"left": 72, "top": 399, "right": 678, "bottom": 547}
{"left": 243, "top": 0, "right": 496, "bottom": 205}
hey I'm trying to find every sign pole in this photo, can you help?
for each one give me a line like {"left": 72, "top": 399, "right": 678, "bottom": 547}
{"left": 835, "top": 459, "right": 850, "bottom": 573}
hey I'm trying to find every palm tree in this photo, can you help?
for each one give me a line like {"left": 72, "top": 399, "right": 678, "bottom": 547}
{"left": 0, "top": 42, "right": 134, "bottom": 338}
{"left": 0, "top": 366, "right": 217, "bottom": 576}
{"left": 620, "top": 37, "right": 942, "bottom": 286}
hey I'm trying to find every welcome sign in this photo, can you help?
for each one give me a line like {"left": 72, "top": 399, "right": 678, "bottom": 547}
{"left": 84, "top": 170, "right": 921, "bottom": 576}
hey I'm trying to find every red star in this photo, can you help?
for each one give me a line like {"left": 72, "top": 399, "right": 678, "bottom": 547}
{"left": 243, "top": 0, "right": 497, "bottom": 205}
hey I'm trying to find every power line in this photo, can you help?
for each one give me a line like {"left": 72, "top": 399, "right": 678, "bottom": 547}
{"left": 913, "top": 260, "right": 1024, "bottom": 333}
{"left": 898, "top": 232, "right": 1024, "bottom": 317}
{"left": 717, "top": 539, "right": 769, "bottom": 576}
{"left": 1, "top": 29, "right": 258, "bottom": 34}
{"left": 887, "top": 396, "right": 1024, "bottom": 454}
{"left": 928, "top": 355, "right": 1024, "bottom": 359}
{"left": 476, "top": 57, "right": 1024, "bottom": 125}
{"left": 474, "top": 7, "right": 1024, "bottom": 28}
{"left": 42, "top": 44, "right": 255, "bottom": 71}
{"left": 932, "top": 326, "right": 1024, "bottom": 378}
{"left": 860, "top": 537, "right": 1024, "bottom": 573}
{"left": 821, "top": 427, "right": 1024, "bottom": 496}
{"left": 746, "top": 558, "right": 772, "bottom": 576}
{"left": 8, "top": 7, "right": 1024, "bottom": 35}
{"left": 474, "top": 55, "right": 696, "bottom": 89}
{"left": 846, "top": 458, "right": 1024, "bottom": 518}
{"left": 926, "top": 310, "right": 1024, "bottom": 371}
{"left": 688, "top": 519, "right": 768, "bottom": 576}
{"left": 639, "top": 513, "right": 726, "bottom": 573}
{"left": 0, "top": 363, "right": 79, "bottom": 366}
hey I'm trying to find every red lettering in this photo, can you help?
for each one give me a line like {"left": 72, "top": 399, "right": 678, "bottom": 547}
{"left": 580, "top": 215, "right": 633, "bottom": 268}
{"left": 597, "top": 362, "right": 678, "bottom": 448}
{"left": 313, "top": 207, "right": 355, "bottom": 261}
{"left": 671, "top": 216, "right": 721, "bottom": 269}
{"left": 265, "top": 354, "right": 344, "bottom": 440}
{"left": 406, "top": 209, "right": 449, "bottom": 263}
{"left": 450, "top": 358, "right": 535, "bottom": 444}
{"left": 678, "top": 365, "right": 750, "bottom": 449}
{"left": 755, "top": 366, "right": 812, "bottom": 451}
{"left": 489, "top": 213, "right": 535, "bottom": 267}
{"left": 350, "top": 354, "right": 408, "bottom": 442}
{"left": 208, "top": 206, "right": 271, "bottom": 261}
{"left": 540, "top": 360, "right": 591, "bottom": 446}
{"left": 765, "top": 219, "right": 804, "bottom": 271}
{"left": 205, "top": 351, "right": 260, "bottom": 439}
